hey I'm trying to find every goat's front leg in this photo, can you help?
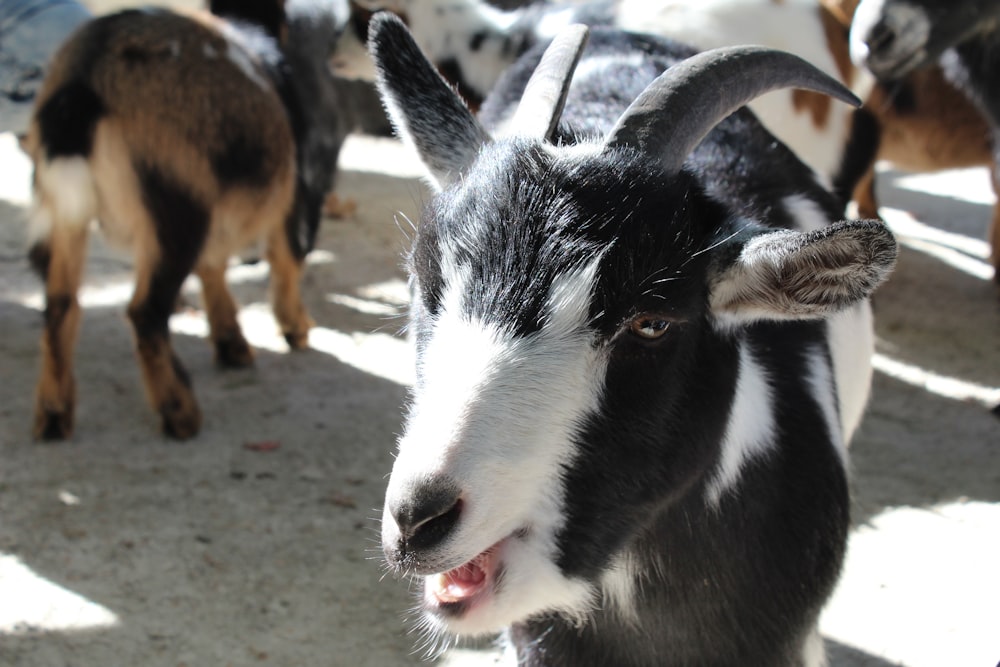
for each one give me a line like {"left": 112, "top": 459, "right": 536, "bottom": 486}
{"left": 32, "top": 223, "right": 88, "bottom": 440}
{"left": 266, "top": 226, "right": 313, "bottom": 349}
{"left": 852, "top": 164, "right": 880, "bottom": 220}
{"left": 128, "top": 261, "right": 202, "bottom": 440}
{"left": 196, "top": 262, "right": 253, "bottom": 367}
{"left": 990, "top": 165, "right": 1000, "bottom": 284}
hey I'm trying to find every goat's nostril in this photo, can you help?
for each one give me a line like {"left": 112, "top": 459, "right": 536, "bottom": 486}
{"left": 867, "top": 22, "right": 897, "bottom": 54}
{"left": 391, "top": 481, "right": 463, "bottom": 553}
{"left": 408, "top": 497, "right": 463, "bottom": 552}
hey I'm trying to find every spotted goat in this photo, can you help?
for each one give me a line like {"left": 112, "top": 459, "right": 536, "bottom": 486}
{"left": 371, "top": 14, "right": 896, "bottom": 666}
{"left": 348, "top": 0, "right": 997, "bottom": 236}
{"left": 24, "top": 0, "right": 350, "bottom": 440}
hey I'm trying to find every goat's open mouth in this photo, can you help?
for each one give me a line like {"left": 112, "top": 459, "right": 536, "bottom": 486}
{"left": 425, "top": 542, "right": 503, "bottom": 615}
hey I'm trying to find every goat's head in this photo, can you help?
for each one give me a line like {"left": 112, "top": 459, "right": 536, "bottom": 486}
{"left": 850, "top": 0, "right": 1000, "bottom": 79}
{"left": 371, "top": 14, "right": 895, "bottom": 642}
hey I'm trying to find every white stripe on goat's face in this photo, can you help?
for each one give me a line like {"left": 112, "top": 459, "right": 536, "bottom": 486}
{"left": 384, "top": 251, "right": 607, "bottom": 634}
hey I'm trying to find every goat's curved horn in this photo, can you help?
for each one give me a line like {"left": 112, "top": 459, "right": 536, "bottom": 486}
{"left": 603, "top": 46, "right": 861, "bottom": 173}
{"left": 507, "top": 24, "right": 590, "bottom": 141}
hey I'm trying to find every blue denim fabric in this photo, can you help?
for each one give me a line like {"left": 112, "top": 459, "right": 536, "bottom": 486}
{"left": 0, "top": 0, "right": 90, "bottom": 134}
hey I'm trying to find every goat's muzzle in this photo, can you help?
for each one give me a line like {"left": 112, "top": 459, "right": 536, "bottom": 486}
{"left": 382, "top": 476, "right": 463, "bottom": 573}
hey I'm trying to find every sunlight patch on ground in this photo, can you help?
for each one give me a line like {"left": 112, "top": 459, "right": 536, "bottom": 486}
{"left": 338, "top": 135, "right": 424, "bottom": 179}
{"left": 881, "top": 209, "right": 990, "bottom": 259}
{"left": 0, "top": 133, "right": 31, "bottom": 207}
{"left": 0, "top": 554, "right": 119, "bottom": 635}
{"left": 328, "top": 278, "right": 409, "bottom": 319}
{"left": 892, "top": 168, "right": 996, "bottom": 206}
{"left": 873, "top": 352, "right": 1000, "bottom": 409}
{"left": 167, "top": 287, "right": 416, "bottom": 387}
{"left": 822, "top": 501, "right": 1000, "bottom": 667}
{"left": 881, "top": 208, "right": 994, "bottom": 281}
{"left": 309, "top": 327, "right": 414, "bottom": 386}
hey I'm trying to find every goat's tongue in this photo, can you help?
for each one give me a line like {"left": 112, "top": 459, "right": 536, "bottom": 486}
{"left": 430, "top": 554, "right": 490, "bottom": 603}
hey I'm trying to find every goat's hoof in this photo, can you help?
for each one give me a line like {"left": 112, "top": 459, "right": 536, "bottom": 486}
{"left": 160, "top": 397, "right": 202, "bottom": 440}
{"left": 323, "top": 193, "right": 358, "bottom": 219}
{"left": 284, "top": 329, "right": 310, "bottom": 350}
{"left": 33, "top": 409, "right": 73, "bottom": 441}
{"left": 283, "top": 316, "right": 313, "bottom": 350}
{"left": 215, "top": 336, "right": 254, "bottom": 368}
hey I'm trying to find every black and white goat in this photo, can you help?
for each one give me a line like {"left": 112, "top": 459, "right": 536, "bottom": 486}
{"left": 371, "top": 14, "right": 896, "bottom": 666}
{"left": 25, "top": 0, "right": 349, "bottom": 440}
{"left": 851, "top": 0, "right": 1000, "bottom": 280}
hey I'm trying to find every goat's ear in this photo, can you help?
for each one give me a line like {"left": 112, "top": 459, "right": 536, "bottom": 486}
{"left": 368, "top": 12, "right": 489, "bottom": 191}
{"left": 709, "top": 220, "right": 897, "bottom": 323}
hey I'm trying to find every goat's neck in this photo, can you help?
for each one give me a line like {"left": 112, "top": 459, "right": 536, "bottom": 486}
{"left": 509, "top": 438, "right": 847, "bottom": 666}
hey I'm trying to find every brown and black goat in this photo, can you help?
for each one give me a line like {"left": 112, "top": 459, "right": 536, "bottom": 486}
{"left": 24, "top": 6, "right": 326, "bottom": 440}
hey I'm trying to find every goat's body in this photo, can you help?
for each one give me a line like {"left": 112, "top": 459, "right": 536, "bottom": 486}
{"left": 31, "top": 10, "right": 296, "bottom": 256}
{"left": 615, "top": 0, "right": 868, "bottom": 189}
{"left": 26, "top": 8, "right": 312, "bottom": 439}
{"left": 373, "top": 17, "right": 896, "bottom": 665}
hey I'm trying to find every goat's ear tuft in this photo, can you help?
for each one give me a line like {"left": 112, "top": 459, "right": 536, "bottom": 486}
{"left": 368, "top": 12, "right": 490, "bottom": 191}
{"left": 709, "top": 220, "right": 897, "bottom": 323}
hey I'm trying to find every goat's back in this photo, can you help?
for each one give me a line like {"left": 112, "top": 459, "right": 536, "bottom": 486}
{"left": 30, "top": 10, "right": 294, "bottom": 205}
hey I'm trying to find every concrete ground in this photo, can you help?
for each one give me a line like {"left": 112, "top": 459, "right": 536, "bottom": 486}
{"left": 1, "top": 2, "right": 998, "bottom": 666}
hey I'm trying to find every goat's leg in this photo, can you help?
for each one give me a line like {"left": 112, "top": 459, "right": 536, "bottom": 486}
{"left": 852, "top": 164, "right": 881, "bottom": 220}
{"left": 990, "top": 167, "right": 1000, "bottom": 284}
{"left": 32, "top": 223, "right": 89, "bottom": 440}
{"left": 266, "top": 226, "right": 313, "bottom": 349}
{"left": 128, "top": 261, "right": 202, "bottom": 439}
{"left": 196, "top": 262, "right": 253, "bottom": 367}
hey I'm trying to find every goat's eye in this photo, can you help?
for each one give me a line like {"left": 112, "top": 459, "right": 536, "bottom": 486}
{"left": 629, "top": 315, "right": 671, "bottom": 340}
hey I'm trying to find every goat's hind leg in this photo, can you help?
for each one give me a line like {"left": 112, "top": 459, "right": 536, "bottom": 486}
{"left": 266, "top": 225, "right": 313, "bottom": 349}
{"left": 31, "top": 219, "right": 89, "bottom": 440}
{"left": 128, "top": 260, "right": 202, "bottom": 439}
{"left": 989, "top": 168, "right": 1000, "bottom": 285}
{"left": 197, "top": 261, "right": 253, "bottom": 367}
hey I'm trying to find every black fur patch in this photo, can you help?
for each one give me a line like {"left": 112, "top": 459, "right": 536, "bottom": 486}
{"left": 28, "top": 241, "right": 51, "bottom": 279}
{"left": 210, "top": 131, "right": 272, "bottom": 190}
{"left": 209, "top": 0, "right": 286, "bottom": 40}
{"left": 469, "top": 31, "right": 488, "bottom": 52}
{"left": 887, "top": 79, "right": 918, "bottom": 114}
{"left": 832, "top": 107, "right": 881, "bottom": 209}
{"left": 36, "top": 82, "right": 105, "bottom": 160}
{"left": 130, "top": 163, "right": 209, "bottom": 339}
{"left": 34, "top": 10, "right": 172, "bottom": 160}
{"left": 271, "top": 66, "right": 317, "bottom": 260}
